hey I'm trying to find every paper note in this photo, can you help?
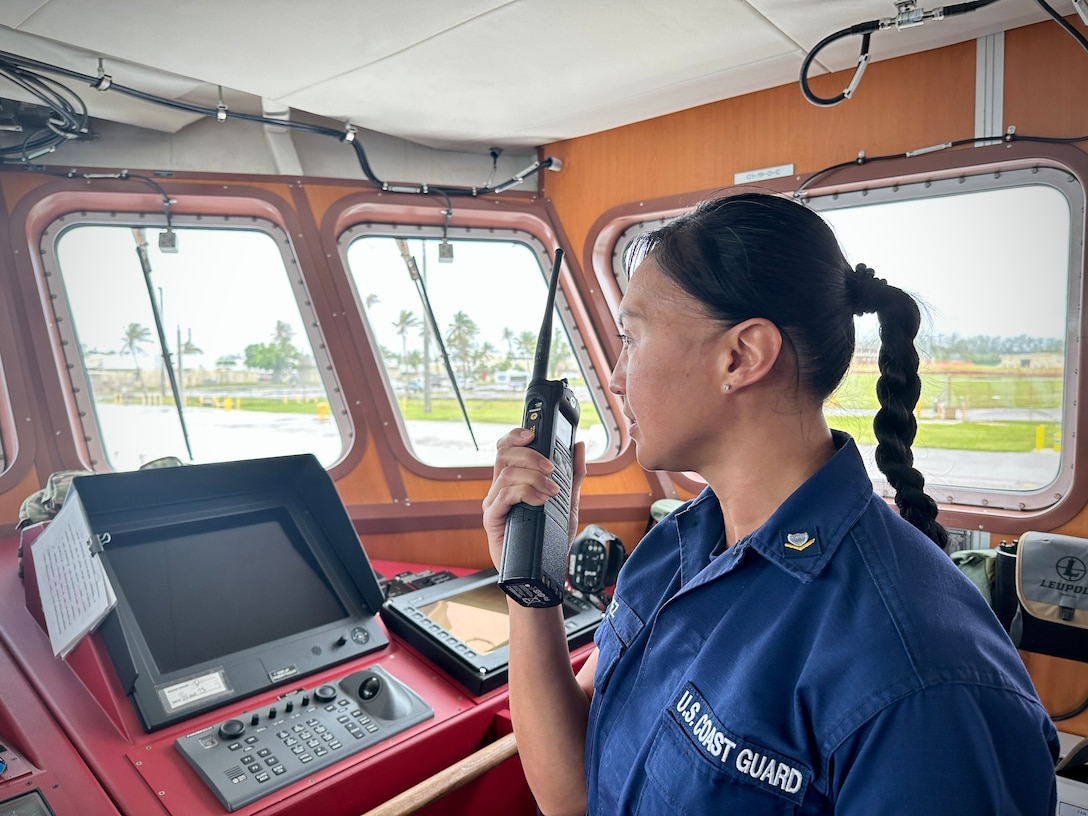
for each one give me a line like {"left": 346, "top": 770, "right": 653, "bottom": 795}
{"left": 31, "top": 496, "right": 117, "bottom": 657}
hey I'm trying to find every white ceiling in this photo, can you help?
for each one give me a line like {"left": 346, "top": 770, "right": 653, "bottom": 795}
{"left": 0, "top": 0, "right": 1077, "bottom": 153}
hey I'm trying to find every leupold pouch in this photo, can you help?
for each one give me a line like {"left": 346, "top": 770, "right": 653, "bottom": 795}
{"left": 1010, "top": 531, "right": 1088, "bottom": 663}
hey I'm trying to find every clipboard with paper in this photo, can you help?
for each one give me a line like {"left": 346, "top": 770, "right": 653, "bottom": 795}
{"left": 30, "top": 495, "right": 117, "bottom": 657}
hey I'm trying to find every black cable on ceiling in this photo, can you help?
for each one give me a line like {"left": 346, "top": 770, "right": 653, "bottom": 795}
{"left": 0, "top": 49, "right": 561, "bottom": 198}
{"left": 801, "top": 0, "right": 1007, "bottom": 107}
{"left": 799, "top": 20, "right": 881, "bottom": 107}
{"left": 0, "top": 56, "right": 88, "bottom": 162}
{"left": 1033, "top": 0, "right": 1088, "bottom": 54}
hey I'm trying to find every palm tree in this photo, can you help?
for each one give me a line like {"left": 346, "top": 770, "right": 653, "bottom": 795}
{"left": 550, "top": 329, "right": 574, "bottom": 380}
{"left": 392, "top": 310, "right": 421, "bottom": 366}
{"left": 121, "top": 322, "right": 152, "bottom": 387}
{"left": 473, "top": 341, "right": 497, "bottom": 381}
{"left": 272, "top": 320, "right": 294, "bottom": 347}
{"left": 515, "top": 330, "right": 537, "bottom": 372}
{"left": 445, "top": 311, "right": 479, "bottom": 380}
{"left": 181, "top": 328, "right": 202, "bottom": 355}
{"left": 403, "top": 349, "right": 424, "bottom": 379}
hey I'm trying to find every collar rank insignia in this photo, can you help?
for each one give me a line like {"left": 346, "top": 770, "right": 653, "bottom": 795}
{"left": 784, "top": 531, "right": 817, "bottom": 554}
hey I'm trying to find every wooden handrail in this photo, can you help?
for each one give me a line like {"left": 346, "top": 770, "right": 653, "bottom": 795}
{"left": 359, "top": 731, "right": 520, "bottom": 816}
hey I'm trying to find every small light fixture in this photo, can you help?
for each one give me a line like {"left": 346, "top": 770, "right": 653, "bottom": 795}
{"left": 438, "top": 198, "right": 453, "bottom": 262}
{"left": 158, "top": 229, "right": 178, "bottom": 253}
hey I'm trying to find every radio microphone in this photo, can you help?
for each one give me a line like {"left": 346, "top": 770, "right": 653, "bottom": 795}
{"left": 498, "top": 248, "right": 580, "bottom": 608}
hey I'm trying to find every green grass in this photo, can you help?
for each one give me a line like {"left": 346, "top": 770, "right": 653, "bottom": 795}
{"left": 182, "top": 393, "right": 604, "bottom": 428}
{"left": 197, "top": 396, "right": 1057, "bottom": 453}
{"left": 170, "top": 369, "right": 1063, "bottom": 452}
{"left": 831, "top": 370, "right": 1063, "bottom": 412}
{"left": 828, "top": 369, "right": 1063, "bottom": 452}
{"left": 399, "top": 397, "right": 522, "bottom": 424}
{"left": 396, "top": 397, "right": 603, "bottom": 428}
{"left": 184, "top": 395, "right": 324, "bottom": 415}
{"left": 831, "top": 415, "right": 1062, "bottom": 452}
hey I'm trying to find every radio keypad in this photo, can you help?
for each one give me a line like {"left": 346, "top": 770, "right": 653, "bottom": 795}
{"left": 176, "top": 667, "right": 432, "bottom": 811}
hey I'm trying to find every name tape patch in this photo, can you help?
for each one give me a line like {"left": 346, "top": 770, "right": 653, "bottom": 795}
{"left": 668, "top": 682, "right": 810, "bottom": 805}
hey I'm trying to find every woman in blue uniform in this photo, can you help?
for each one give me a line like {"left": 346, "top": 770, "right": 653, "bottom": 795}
{"left": 482, "top": 191, "right": 1058, "bottom": 815}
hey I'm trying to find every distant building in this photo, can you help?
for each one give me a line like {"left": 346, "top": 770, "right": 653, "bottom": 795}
{"left": 998, "top": 352, "right": 1063, "bottom": 370}
{"left": 850, "top": 347, "right": 879, "bottom": 368}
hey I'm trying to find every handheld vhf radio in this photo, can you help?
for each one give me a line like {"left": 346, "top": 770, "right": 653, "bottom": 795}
{"left": 498, "top": 248, "right": 580, "bottom": 608}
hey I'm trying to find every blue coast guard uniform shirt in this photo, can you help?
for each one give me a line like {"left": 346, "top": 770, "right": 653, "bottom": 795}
{"left": 585, "top": 432, "right": 1058, "bottom": 815}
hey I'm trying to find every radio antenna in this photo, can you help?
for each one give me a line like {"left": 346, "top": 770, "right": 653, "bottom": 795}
{"left": 531, "top": 248, "right": 563, "bottom": 382}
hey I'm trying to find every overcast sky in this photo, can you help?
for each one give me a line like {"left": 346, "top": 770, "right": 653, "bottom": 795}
{"left": 822, "top": 183, "right": 1069, "bottom": 344}
{"left": 55, "top": 181, "right": 1071, "bottom": 369}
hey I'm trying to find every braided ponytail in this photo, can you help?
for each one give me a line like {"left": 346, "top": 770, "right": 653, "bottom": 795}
{"left": 849, "top": 264, "right": 948, "bottom": 549}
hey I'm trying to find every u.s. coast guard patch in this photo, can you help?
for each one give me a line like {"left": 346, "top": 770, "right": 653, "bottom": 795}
{"left": 668, "top": 682, "right": 811, "bottom": 805}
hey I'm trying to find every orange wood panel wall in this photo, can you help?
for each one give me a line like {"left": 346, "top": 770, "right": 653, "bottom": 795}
{"left": 541, "top": 44, "right": 975, "bottom": 272}
{"left": 1005, "top": 17, "right": 1088, "bottom": 138}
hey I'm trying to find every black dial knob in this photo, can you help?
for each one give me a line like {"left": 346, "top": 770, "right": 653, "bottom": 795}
{"left": 250, "top": 713, "right": 260, "bottom": 727}
{"left": 313, "top": 684, "right": 337, "bottom": 704}
{"left": 219, "top": 718, "right": 246, "bottom": 740}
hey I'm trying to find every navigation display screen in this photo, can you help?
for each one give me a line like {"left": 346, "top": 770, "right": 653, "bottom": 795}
{"left": 107, "top": 508, "right": 348, "bottom": 674}
{"left": 417, "top": 584, "right": 510, "bottom": 656}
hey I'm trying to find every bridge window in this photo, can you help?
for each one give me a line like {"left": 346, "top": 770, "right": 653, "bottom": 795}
{"left": 40, "top": 215, "right": 347, "bottom": 471}
{"left": 606, "top": 163, "right": 1082, "bottom": 515}
{"left": 342, "top": 230, "right": 609, "bottom": 468}
{"left": 813, "top": 175, "right": 1073, "bottom": 511}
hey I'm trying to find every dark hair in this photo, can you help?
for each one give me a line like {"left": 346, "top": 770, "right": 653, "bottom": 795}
{"left": 631, "top": 191, "right": 948, "bottom": 549}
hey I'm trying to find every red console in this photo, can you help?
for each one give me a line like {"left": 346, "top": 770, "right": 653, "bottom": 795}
{"left": 0, "top": 536, "right": 590, "bottom": 815}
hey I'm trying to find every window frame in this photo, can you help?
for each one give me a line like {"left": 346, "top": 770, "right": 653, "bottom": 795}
{"left": 36, "top": 209, "right": 351, "bottom": 472}
{"left": 328, "top": 191, "right": 629, "bottom": 484}
{"left": 589, "top": 140, "right": 1088, "bottom": 533}
{"left": 808, "top": 163, "right": 1080, "bottom": 514}
{"left": 338, "top": 222, "right": 620, "bottom": 476}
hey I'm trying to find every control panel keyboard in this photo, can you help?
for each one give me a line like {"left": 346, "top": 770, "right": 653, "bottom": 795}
{"left": 175, "top": 665, "right": 432, "bottom": 812}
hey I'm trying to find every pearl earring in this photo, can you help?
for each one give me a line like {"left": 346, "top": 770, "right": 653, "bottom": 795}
{"left": 723, "top": 383, "right": 731, "bottom": 392}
